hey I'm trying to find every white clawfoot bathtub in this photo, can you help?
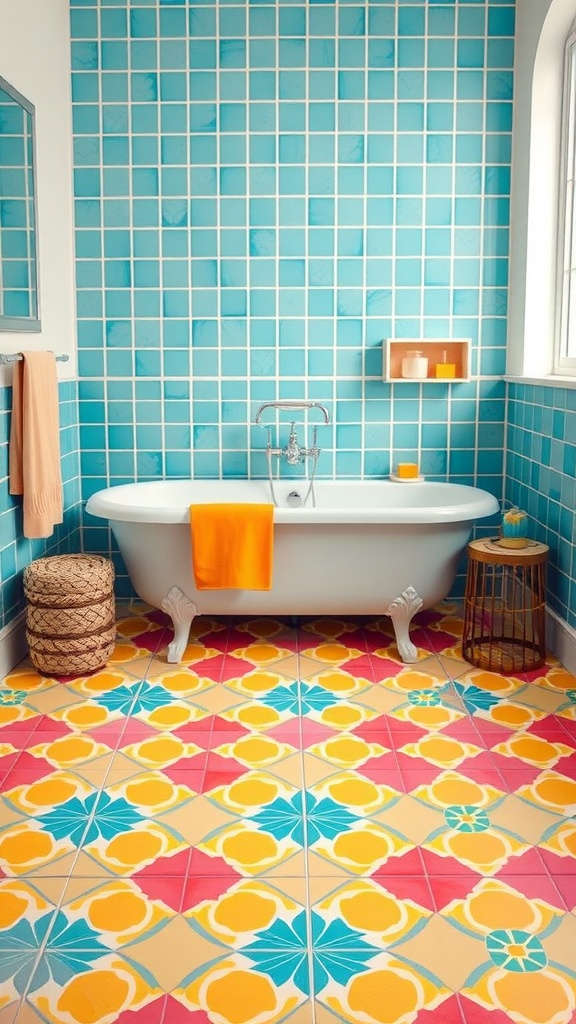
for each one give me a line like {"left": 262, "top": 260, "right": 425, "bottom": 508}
{"left": 85, "top": 479, "right": 499, "bottom": 664}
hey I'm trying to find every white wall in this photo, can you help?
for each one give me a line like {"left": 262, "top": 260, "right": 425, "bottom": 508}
{"left": 0, "top": 0, "right": 76, "bottom": 383}
{"left": 507, "top": 0, "right": 576, "bottom": 378}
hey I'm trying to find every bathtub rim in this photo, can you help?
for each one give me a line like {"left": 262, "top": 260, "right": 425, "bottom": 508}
{"left": 85, "top": 478, "right": 500, "bottom": 526}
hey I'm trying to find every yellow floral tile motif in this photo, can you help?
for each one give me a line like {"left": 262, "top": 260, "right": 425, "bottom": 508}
{"left": 423, "top": 827, "right": 529, "bottom": 876}
{"left": 0, "top": 877, "right": 51, "bottom": 923}
{"left": 116, "top": 616, "right": 159, "bottom": 638}
{"left": 479, "top": 702, "right": 548, "bottom": 730}
{"left": 83, "top": 822, "right": 188, "bottom": 876}
{"left": 231, "top": 643, "right": 294, "bottom": 666}
{"left": 141, "top": 702, "right": 209, "bottom": 731}
{"left": 539, "top": 821, "right": 576, "bottom": 860}
{"left": 198, "top": 823, "right": 301, "bottom": 875}
{"left": 176, "top": 642, "right": 221, "bottom": 664}
{"left": 108, "top": 642, "right": 155, "bottom": 664}
{"left": 219, "top": 702, "right": 290, "bottom": 731}
{"left": 67, "top": 879, "right": 175, "bottom": 946}
{"left": 462, "top": 964, "right": 576, "bottom": 1024}
{"left": 492, "top": 734, "right": 575, "bottom": 768}
{"left": 323, "top": 953, "right": 450, "bottom": 1024}
{"left": 0, "top": 822, "right": 73, "bottom": 875}
{"left": 317, "top": 879, "right": 431, "bottom": 945}
{"left": 442, "top": 878, "right": 564, "bottom": 938}
{"left": 301, "top": 642, "right": 362, "bottom": 664}
{"left": 51, "top": 702, "right": 117, "bottom": 731}
{"left": 378, "top": 669, "right": 446, "bottom": 694}
{"left": 120, "top": 734, "right": 203, "bottom": 768}
{"left": 67, "top": 669, "right": 138, "bottom": 697}
{"left": 532, "top": 666, "right": 576, "bottom": 692}
{"left": 4, "top": 771, "right": 94, "bottom": 816}
{"left": 104, "top": 771, "right": 196, "bottom": 814}
{"left": 0, "top": 742, "right": 18, "bottom": 761}
{"left": 411, "top": 770, "right": 504, "bottom": 809}
{"left": 147, "top": 669, "right": 215, "bottom": 696}
{"left": 400, "top": 734, "right": 483, "bottom": 769}
{"left": 517, "top": 771, "right": 576, "bottom": 816}
{"left": 31, "top": 957, "right": 159, "bottom": 1024}
{"left": 1, "top": 668, "right": 56, "bottom": 692}
{"left": 227, "top": 669, "right": 294, "bottom": 697}
{"left": 306, "top": 734, "right": 389, "bottom": 769}
{"left": 186, "top": 879, "right": 302, "bottom": 947}
{"left": 392, "top": 703, "right": 465, "bottom": 731}
{"left": 309, "top": 669, "right": 371, "bottom": 696}
{"left": 25, "top": 735, "right": 112, "bottom": 768}
{"left": 0, "top": 703, "right": 38, "bottom": 727}
{"left": 461, "top": 668, "right": 525, "bottom": 696}
{"left": 313, "top": 820, "right": 413, "bottom": 874}
{"left": 176, "top": 957, "right": 305, "bottom": 1024}
{"left": 310, "top": 772, "right": 399, "bottom": 816}
{"left": 208, "top": 772, "right": 298, "bottom": 816}
{"left": 213, "top": 735, "right": 298, "bottom": 768}
{"left": 316, "top": 703, "right": 378, "bottom": 731}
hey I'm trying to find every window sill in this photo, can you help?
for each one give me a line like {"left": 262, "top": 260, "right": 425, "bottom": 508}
{"left": 504, "top": 374, "right": 576, "bottom": 390}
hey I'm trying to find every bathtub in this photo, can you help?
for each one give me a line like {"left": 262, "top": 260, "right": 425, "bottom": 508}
{"left": 85, "top": 479, "right": 499, "bottom": 664}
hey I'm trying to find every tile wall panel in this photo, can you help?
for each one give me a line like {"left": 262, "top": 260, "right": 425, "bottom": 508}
{"left": 70, "top": 0, "right": 513, "bottom": 593}
{"left": 507, "top": 383, "right": 576, "bottom": 631}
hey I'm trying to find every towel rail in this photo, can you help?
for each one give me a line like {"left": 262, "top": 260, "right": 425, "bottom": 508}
{"left": 0, "top": 353, "right": 70, "bottom": 365}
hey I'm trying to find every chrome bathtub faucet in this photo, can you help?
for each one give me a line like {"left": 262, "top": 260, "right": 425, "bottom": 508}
{"left": 254, "top": 400, "right": 330, "bottom": 468}
{"left": 254, "top": 400, "right": 330, "bottom": 507}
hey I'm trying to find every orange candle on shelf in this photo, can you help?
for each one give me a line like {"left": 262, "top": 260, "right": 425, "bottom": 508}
{"left": 435, "top": 349, "right": 457, "bottom": 378}
{"left": 397, "top": 463, "right": 419, "bottom": 479}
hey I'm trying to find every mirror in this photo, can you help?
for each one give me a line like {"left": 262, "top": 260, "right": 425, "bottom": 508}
{"left": 0, "top": 75, "right": 40, "bottom": 331}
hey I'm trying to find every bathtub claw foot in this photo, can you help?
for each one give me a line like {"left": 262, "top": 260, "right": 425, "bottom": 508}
{"left": 386, "top": 586, "right": 423, "bottom": 663}
{"left": 161, "top": 587, "right": 199, "bottom": 663}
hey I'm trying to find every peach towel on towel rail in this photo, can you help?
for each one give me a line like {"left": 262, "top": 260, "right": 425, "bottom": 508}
{"left": 9, "top": 351, "right": 63, "bottom": 539}
{"left": 190, "top": 503, "right": 274, "bottom": 590}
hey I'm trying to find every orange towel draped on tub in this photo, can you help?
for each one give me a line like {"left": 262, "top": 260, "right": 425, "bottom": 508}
{"left": 190, "top": 502, "right": 274, "bottom": 590}
{"left": 9, "top": 351, "right": 63, "bottom": 539}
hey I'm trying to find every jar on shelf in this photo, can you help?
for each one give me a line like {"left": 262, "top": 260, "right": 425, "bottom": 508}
{"left": 401, "top": 350, "right": 428, "bottom": 379}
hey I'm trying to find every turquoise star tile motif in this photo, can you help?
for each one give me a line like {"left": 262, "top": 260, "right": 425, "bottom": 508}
{"left": 36, "top": 792, "right": 144, "bottom": 846}
{"left": 241, "top": 909, "right": 381, "bottom": 996}
{"left": 0, "top": 910, "right": 108, "bottom": 996}
{"left": 251, "top": 791, "right": 360, "bottom": 847}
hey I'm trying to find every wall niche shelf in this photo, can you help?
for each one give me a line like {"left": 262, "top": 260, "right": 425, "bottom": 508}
{"left": 384, "top": 339, "right": 471, "bottom": 383}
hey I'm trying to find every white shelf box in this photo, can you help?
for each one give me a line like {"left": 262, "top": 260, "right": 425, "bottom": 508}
{"left": 383, "top": 339, "right": 471, "bottom": 382}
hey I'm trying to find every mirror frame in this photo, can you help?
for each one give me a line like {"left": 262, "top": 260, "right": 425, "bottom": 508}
{"left": 0, "top": 74, "right": 40, "bottom": 332}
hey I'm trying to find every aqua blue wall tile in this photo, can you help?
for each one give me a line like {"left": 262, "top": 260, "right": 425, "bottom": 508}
{"left": 67, "top": 0, "right": 515, "bottom": 601}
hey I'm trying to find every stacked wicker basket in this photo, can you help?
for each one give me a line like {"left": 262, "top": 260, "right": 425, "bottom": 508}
{"left": 24, "top": 554, "right": 116, "bottom": 677}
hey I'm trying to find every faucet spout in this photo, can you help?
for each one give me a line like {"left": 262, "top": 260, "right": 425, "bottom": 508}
{"left": 254, "top": 400, "right": 330, "bottom": 425}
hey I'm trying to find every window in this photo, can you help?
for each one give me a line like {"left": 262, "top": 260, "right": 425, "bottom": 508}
{"left": 507, "top": 0, "right": 576, "bottom": 382}
{"left": 555, "top": 21, "right": 576, "bottom": 374}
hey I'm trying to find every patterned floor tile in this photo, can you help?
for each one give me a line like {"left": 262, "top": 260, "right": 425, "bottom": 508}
{"left": 2, "top": 606, "right": 576, "bottom": 1024}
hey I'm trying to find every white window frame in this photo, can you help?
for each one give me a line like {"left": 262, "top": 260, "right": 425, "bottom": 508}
{"left": 555, "top": 21, "right": 576, "bottom": 375}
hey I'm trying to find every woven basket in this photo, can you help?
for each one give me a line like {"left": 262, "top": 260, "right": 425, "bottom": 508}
{"left": 24, "top": 554, "right": 116, "bottom": 677}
